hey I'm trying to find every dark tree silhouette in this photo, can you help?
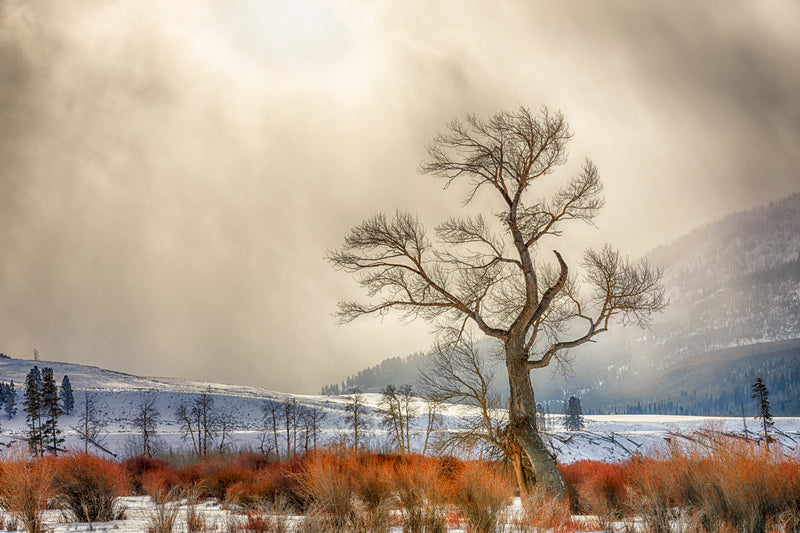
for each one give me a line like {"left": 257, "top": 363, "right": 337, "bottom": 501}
{"left": 330, "top": 107, "right": 666, "bottom": 496}
{"left": 751, "top": 377, "right": 773, "bottom": 449}
{"left": 23, "top": 366, "right": 44, "bottom": 457}
{"left": 564, "top": 396, "right": 584, "bottom": 431}
{"left": 60, "top": 375, "right": 74, "bottom": 414}
{"left": 41, "top": 367, "right": 64, "bottom": 454}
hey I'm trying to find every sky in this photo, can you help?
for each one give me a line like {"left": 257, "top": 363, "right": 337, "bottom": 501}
{"left": 1, "top": 0, "right": 799, "bottom": 393}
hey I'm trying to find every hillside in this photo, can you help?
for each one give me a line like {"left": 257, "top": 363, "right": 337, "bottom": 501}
{"left": 3, "top": 357, "right": 799, "bottom": 462}
{"left": 325, "top": 192, "right": 800, "bottom": 415}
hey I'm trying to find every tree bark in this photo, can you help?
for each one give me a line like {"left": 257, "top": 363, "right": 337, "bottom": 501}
{"left": 505, "top": 337, "right": 566, "bottom": 498}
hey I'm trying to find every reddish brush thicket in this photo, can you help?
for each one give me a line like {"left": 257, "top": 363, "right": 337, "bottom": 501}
{"left": 560, "top": 438, "right": 800, "bottom": 532}
{"left": 0, "top": 455, "right": 55, "bottom": 533}
{"left": 52, "top": 453, "right": 129, "bottom": 522}
{"left": 451, "top": 461, "right": 514, "bottom": 533}
{"left": 122, "top": 456, "right": 176, "bottom": 495}
{"left": 560, "top": 459, "right": 631, "bottom": 517}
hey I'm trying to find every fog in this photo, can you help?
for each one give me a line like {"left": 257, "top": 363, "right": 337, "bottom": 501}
{"left": 1, "top": 0, "right": 798, "bottom": 392}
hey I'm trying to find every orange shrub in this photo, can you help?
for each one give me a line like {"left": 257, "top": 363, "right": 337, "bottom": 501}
{"left": 141, "top": 467, "right": 182, "bottom": 500}
{"left": 451, "top": 461, "right": 513, "bottom": 533}
{"left": 0, "top": 456, "right": 54, "bottom": 533}
{"left": 122, "top": 456, "right": 175, "bottom": 495}
{"left": 52, "top": 453, "right": 129, "bottom": 522}
{"left": 559, "top": 460, "right": 629, "bottom": 515}
{"left": 195, "top": 456, "right": 252, "bottom": 501}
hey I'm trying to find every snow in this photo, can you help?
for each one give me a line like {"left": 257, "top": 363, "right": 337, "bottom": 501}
{"left": 2, "top": 358, "right": 799, "bottom": 463}
{"left": 0, "top": 358, "right": 799, "bottom": 532}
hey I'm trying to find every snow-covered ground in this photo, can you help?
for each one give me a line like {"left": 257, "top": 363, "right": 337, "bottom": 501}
{"left": 1, "top": 358, "right": 799, "bottom": 462}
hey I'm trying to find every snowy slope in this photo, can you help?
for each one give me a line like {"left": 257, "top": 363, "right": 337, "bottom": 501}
{"left": 2, "top": 358, "right": 799, "bottom": 462}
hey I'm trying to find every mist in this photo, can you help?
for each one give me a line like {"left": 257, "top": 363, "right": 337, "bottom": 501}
{"left": 1, "top": 0, "right": 798, "bottom": 392}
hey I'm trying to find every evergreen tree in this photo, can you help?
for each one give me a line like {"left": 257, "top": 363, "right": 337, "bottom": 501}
{"left": 564, "top": 395, "right": 585, "bottom": 431}
{"left": 60, "top": 375, "right": 74, "bottom": 414}
{"left": 23, "top": 366, "right": 44, "bottom": 457}
{"left": 41, "top": 367, "right": 64, "bottom": 455}
{"left": 3, "top": 380, "right": 17, "bottom": 419}
{"left": 751, "top": 377, "right": 773, "bottom": 449}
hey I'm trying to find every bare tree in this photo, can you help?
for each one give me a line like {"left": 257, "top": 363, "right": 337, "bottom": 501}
{"left": 418, "top": 340, "right": 507, "bottom": 458}
{"left": 304, "top": 405, "right": 327, "bottom": 451}
{"left": 176, "top": 402, "right": 199, "bottom": 455}
{"left": 379, "top": 384, "right": 417, "bottom": 454}
{"left": 194, "top": 392, "right": 219, "bottom": 457}
{"left": 132, "top": 397, "right": 160, "bottom": 458}
{"left": 420, "top": 397, "right": 441, "bottom": 457}
{"left": 344, "top": 389, "right": 369, "bottom": 450}
{"left": 71, "top": 392, "right": 108, "bottom": 454}
{"left": 329, "top": 107, "right": 666, "bottom": 497}
{"left": 262, "top": 400, "right": 283, "bottom": 459}
{"left": 175, "top": 392, "right": 221, "bottom": 457}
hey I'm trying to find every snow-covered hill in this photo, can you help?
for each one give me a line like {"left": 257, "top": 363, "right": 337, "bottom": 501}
{"left": 2, "top": 358, "right": 800, "bottom": 462}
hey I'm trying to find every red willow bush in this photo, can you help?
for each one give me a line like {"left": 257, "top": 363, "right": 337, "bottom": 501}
{"left": 51, "top": 453, "right": 129, "bottom": 522}
{"left": 560, "top": 437, "right": 800, "bottom": 532}
{"left": 0, "top": 454, "right": 55, "bottom": 533}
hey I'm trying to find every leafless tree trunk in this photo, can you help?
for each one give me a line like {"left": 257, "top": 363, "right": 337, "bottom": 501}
{"left": 306, "top": 405, "right": 327, "bottom": 450}
{"left": 330, "top": 107, "right": 666, "bottom": 497}
{"left": 379, "top": 384, "right": 417, "bottom": 454}
{"left": 421, "top": 398, "right": 440, "bottom": 456}
{"left": 132, "top": 397, "right": 160, "bottom": 458}
{"left": 71, "top": 392, "right": 107, "bottom": 454}
{"left": 176, "top": 403, "right": 199, "bottom": 454}
{"left": 345, "top": 389, "right": 369, "bottom": 450}
{"left": 262, "top": 400, "right": 282, "bottom": 460}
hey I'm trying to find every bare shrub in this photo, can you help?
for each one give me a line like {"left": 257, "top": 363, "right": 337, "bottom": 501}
{"left": 0, "top": 455, "right": 55, "bottom": 533}
{"left": 299, "top": 451, "right": 354, "bottom": 533}
{"left": 52, "top": 453, "right": 128, "bottom": 523}
{"left": 352, "top": 456, "right": 394, "bottom": 533}
{"left": 451, "top": 462, "right": 512, "bottom": 533}
{"left": 514, "top": 488, "right": 573, "bottom": 532}
{"left": 391, "top": 457, "right": 448, "bottom": 533}
{"left": 146, "top": 487, "right": 183, "bottom": 533}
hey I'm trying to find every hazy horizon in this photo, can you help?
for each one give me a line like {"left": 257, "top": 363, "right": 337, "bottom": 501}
{"left": 1, "top": 1, "right": 799, "bottom": 393}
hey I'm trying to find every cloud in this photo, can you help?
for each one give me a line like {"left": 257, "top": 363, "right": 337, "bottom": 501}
{"left": 0, "top": 0, "right": 797, "bottom": 392}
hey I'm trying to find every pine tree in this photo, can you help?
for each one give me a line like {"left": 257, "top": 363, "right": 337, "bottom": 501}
{"left": 3, "top": 380, "right": 16, "bottom": 419}
{"left": 41, "top": 367, "right": 64, "bottom": 455}
{"left": 564, "top": 395, "right": 585, "bottom": 431}
{"left": 60, "top": 375, "right": 74, "bottom": 414}
{"left": 23, "top": 366, "right": 44, "bottom": 457}
{"left": 751, "top": 377, "right": 773, "bottom": 449}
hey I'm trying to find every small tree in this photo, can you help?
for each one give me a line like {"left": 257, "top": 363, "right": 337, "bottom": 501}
{"left": 262, "top": 400, "right": 283, "bottom": 459}
{"left": 751, "top": 377, "right": 773, "bottom": 449}
{"left": 564, "top": 396, "right": 584, "bottom": 431}
{"left": 344, "top": 388, "right": 369, "bottom": 450}
{"left": 379, "top": 384, "right": 417, "bottom": 454}
{"left": 132, "top": 397, "right": 160, "bottom": 458}
{"left": 72, "top": 392, "right": 108, "bottom": 454}
{"left": 60, "top": 376, "right": 74, "bottom": 414}
{"left": 40, "top": 367, "right": 64, "bottom": 454}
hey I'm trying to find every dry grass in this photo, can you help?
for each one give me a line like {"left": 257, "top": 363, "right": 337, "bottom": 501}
{"left": 451, "top": 461, "right": 512, "bottom": 533}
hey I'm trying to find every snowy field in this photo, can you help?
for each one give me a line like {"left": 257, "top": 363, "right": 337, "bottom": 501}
{"left": 0, "top": 496, "right": 608, "bottom": 533}
{"left": 1, "top": 358, "right": 799, "bottom": 532}
{"left": 1, "top": 358, "right": 799, "bottom": 462}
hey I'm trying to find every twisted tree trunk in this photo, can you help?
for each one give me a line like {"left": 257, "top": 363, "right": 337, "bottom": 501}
{"left": 506, "top": 337, "right": 565, "bottom": 497}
